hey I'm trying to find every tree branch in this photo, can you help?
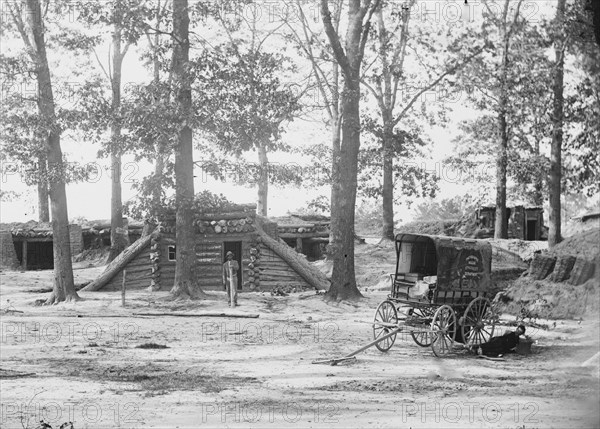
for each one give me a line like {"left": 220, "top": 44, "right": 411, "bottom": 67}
{"left": 320, "top": 0, "right": 351, "bottom": 76}
{"left": 92, "top": 48, "right": 111, "bottom": 81}
{"left": 392, "top": 47, "right": 485, "bottom": 126}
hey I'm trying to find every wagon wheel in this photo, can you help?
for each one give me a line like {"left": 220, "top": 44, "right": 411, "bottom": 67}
{"left": 373, "top": 300, "right": 398, "bottom": 352}
{"left": 407, "top": 306, "right": 435, "bottom": 347}
{"left": 460, "top": 297, "right": 496, "bottom": 348}
{"left": 430, "top": 305, "right": 457, "bottom": 357}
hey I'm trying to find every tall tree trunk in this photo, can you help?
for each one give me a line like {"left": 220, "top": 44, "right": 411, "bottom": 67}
{"left": 328, "top": 62, "right": 342, "bottom": 262}
{"left": 494, "top": 35, "right": 510, "bottom": 239}
{"left": 327, "top": 79, "right": 363, "bottom": 301}
{"left": 257, "top": 143, "right": 269, "bottom": 216}
{"left": 381, "top": 120, "right": 395, "bottom": 241}
{"left": 150, "top": 1, "right": 167, "bottom": 217}
{"left": 152, "top": 154, "right": 165, "bottom": 211}
{"left": 37, "top": 154, "right": 49, "bottom": 222}
{"left": 548, "top": 0, "right": 566, "bottom": 248}
{"left": 108, "top": 4, "right": 128, "bottom": 262}
{"left": 321, "top": 0, "right": 376, "bottom": 301}
{"left": 24, "top": 0, "right": 78, "bottom": 303}
{"left": 532, "top": 139, "right": 543, "bottom": 206}
{"left": 494, "top": 108, "right": 509, "bottom": 238}
{"left": 170, "top": 0, "right": 203, "bottom": 298}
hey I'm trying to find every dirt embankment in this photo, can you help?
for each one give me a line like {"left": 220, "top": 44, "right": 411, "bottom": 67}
{"left": 499, "top": 230, "right": 600, "bottom": 319}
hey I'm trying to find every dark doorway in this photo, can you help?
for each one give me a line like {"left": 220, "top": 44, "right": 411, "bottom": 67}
{"left": 526, "top": 220, "right": 537, "bottom": 241}
{"left": 14, "top": 240, "right": 54, "bottom": 270}
{"left": 223, "top": 241, "right": 242, "bottom": 290}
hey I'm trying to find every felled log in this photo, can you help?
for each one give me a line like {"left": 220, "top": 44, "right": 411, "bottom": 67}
{"left": 82, "top": 233, "right": 155, "bottom": 291}
{"left": 255, "top": 225, "right": 330, "bottom": 291}
{"left": 133, "top": 312, "right": 259, "bottom": 318}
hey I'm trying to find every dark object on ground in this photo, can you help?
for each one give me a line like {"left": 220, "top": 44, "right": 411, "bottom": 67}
{"left": 136, "top": 343, "right": 169, "bottom": 349}
{"left": 477, "top": 326, "right": 525, "bottom": 357}
{"left": 516, "top": 338, "right": 534, "bottom": 355}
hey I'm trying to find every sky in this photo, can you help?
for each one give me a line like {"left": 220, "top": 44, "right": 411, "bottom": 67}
{"left": 0, "top": 0, "right": 563, "bottom": 224}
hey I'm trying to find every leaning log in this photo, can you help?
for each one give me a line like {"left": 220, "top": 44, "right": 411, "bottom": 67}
{"left": 82, "top": 231, "right": 156, "bottom": 291}
{"left": 255, "top": 225, "right": 329, "bottom": 291}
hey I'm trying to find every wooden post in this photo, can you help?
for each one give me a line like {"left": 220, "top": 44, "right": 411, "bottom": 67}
{"left": 22, "top": 241, "right": 27, "bottom": 270}
{"left": 228, "top": 263, "right": 235, "bottom": 308}
{"left": 121, "top": 269, "right": 126, "bottom": 306}
{"left": 296, "top": 237, "right": 303, "bottom": 254}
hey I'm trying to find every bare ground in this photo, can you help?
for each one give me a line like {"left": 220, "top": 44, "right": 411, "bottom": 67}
{"left": 1, "top": 251, "right": 599, "bottom": 428}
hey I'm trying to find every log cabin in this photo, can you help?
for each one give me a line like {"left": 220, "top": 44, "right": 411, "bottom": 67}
{"left": 82, "top": 204, "right": 330, "bottom": 293}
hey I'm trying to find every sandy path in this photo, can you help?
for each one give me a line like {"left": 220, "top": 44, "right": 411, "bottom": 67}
{"left": 1, "top": 268, "right": 599, "bottom": 428}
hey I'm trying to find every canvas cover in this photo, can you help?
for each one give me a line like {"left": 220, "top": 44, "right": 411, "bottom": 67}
{"left": 395, "top": 234, "right": 492, "bottom": 292}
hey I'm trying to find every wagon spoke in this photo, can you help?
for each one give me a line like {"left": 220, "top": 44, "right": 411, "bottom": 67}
{"left": 373, "top": 301, "right": 398, "bottom": 352}
{"left": 461, "top": 297, "right": 495, "bottom": 347}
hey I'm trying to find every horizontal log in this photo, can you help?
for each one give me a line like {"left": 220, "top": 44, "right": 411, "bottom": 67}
{"left": 278, "top": 232, "right": 329, "bottom": 238}
{"left": 133, "top": 312, "right": 259, "bottom": 318}
{"left": 304, "top": 237, "right": 330, "bottom": 244}
{"left": 195, "top": 211, "right": 256, "bottom": 221}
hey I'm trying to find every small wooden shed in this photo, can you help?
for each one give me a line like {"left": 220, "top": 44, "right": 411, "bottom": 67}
{"left": 475, "top": 206, "right": 545, "bottom": 241}
{"left": 82, "top": 205, "right": 329, "bottom": 292}
{"left": 8, "top": 224, "right": 83, "bottom": 270}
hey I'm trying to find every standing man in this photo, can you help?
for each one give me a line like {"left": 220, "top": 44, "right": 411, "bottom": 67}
{"left": 222, "top": 251, "right": 239, "bottom": 306}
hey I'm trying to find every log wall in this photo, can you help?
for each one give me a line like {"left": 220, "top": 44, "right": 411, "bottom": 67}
{"left": 258, "top": 243, "right": 310, "bottom": 290}
{"left": 104, "top": 245, "right": 152, "bottom": 291}
{"left": 156, "top": 233, "right": 260, "bottom": 291}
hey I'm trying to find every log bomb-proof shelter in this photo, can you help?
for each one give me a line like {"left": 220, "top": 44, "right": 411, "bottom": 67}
{"left": 83, "top": 204, "right": 330, "bottom": 292}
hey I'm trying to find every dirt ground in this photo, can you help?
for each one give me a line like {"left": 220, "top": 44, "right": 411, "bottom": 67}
{"left": 1, "top": 249, "right": 599, "bottom": 429}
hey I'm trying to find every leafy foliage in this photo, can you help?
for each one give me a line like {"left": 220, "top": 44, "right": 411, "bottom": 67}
{"left": 358, "top": 116, "right": 439, "bottom": 205}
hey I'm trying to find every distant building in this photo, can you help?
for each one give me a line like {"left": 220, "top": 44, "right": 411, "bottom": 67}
{"left": 271, "top": 213, "right": 330, "bottom": 261}
{"left": 475, "top": 206, "right": 545, "bottom": 241}
{"left": 7, "top": 224, "right": 83, "bottom": 270}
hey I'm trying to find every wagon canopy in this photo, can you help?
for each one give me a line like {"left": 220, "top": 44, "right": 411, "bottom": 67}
{"left": 394, "top": 233, "right": 492, "bottom": 293}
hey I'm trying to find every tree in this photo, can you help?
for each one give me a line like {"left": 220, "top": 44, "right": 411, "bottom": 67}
{"left": 197, "top": 3, "right": 304, "bottom": 216}
{"left": 548, "top": 0, "right": 567, "bottom": 248}
{"left": 77, "top": 1, "right": 154, "bottom": 261}
{"left": 450, "top": 0, "right": 539, "bottom": 238}
{"left": 194, "top": 47, "right": 301, "bottom": 216}
{"left": 319, "top": 0, "right": 380, "bottom": 301}
{"left": 360, "top": 2, "right": 484, "bottom": 241}
{"left": 284, "top": 0, "right": 343, "bottom": 256}
{"left": 7, "top": 0, "right": 78, "bottom": 303}
{"left": 170, "top": 0, "right": 203, "bottom": 298}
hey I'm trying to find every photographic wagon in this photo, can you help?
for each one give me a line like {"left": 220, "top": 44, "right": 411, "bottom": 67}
{"left": 372, "top": 233, "right": 498, "bottom": 357}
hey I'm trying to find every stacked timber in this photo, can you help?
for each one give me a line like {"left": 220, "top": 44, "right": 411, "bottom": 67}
{"left": 255, "top": 224, "right": 330, "bottom": 291}
{"left": 82, "top": 231, "right": 156, "bottom": 292}
{"left": 10, "top": 228, "right": 53, "bottom": 238}
{"left": 257, "top": 246, "right": 308, "bottom": 290}
{"left": 192, "top": 217, "right": 255, "bottom": 235}
{"left": 149, "top": 233, "right": 161, "bottom": 291}
{"left": 246, "top": 244, "right": 261, "bottom": 291}
{"left": 195, "top": 241, "right": 223, "bottom": 288}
